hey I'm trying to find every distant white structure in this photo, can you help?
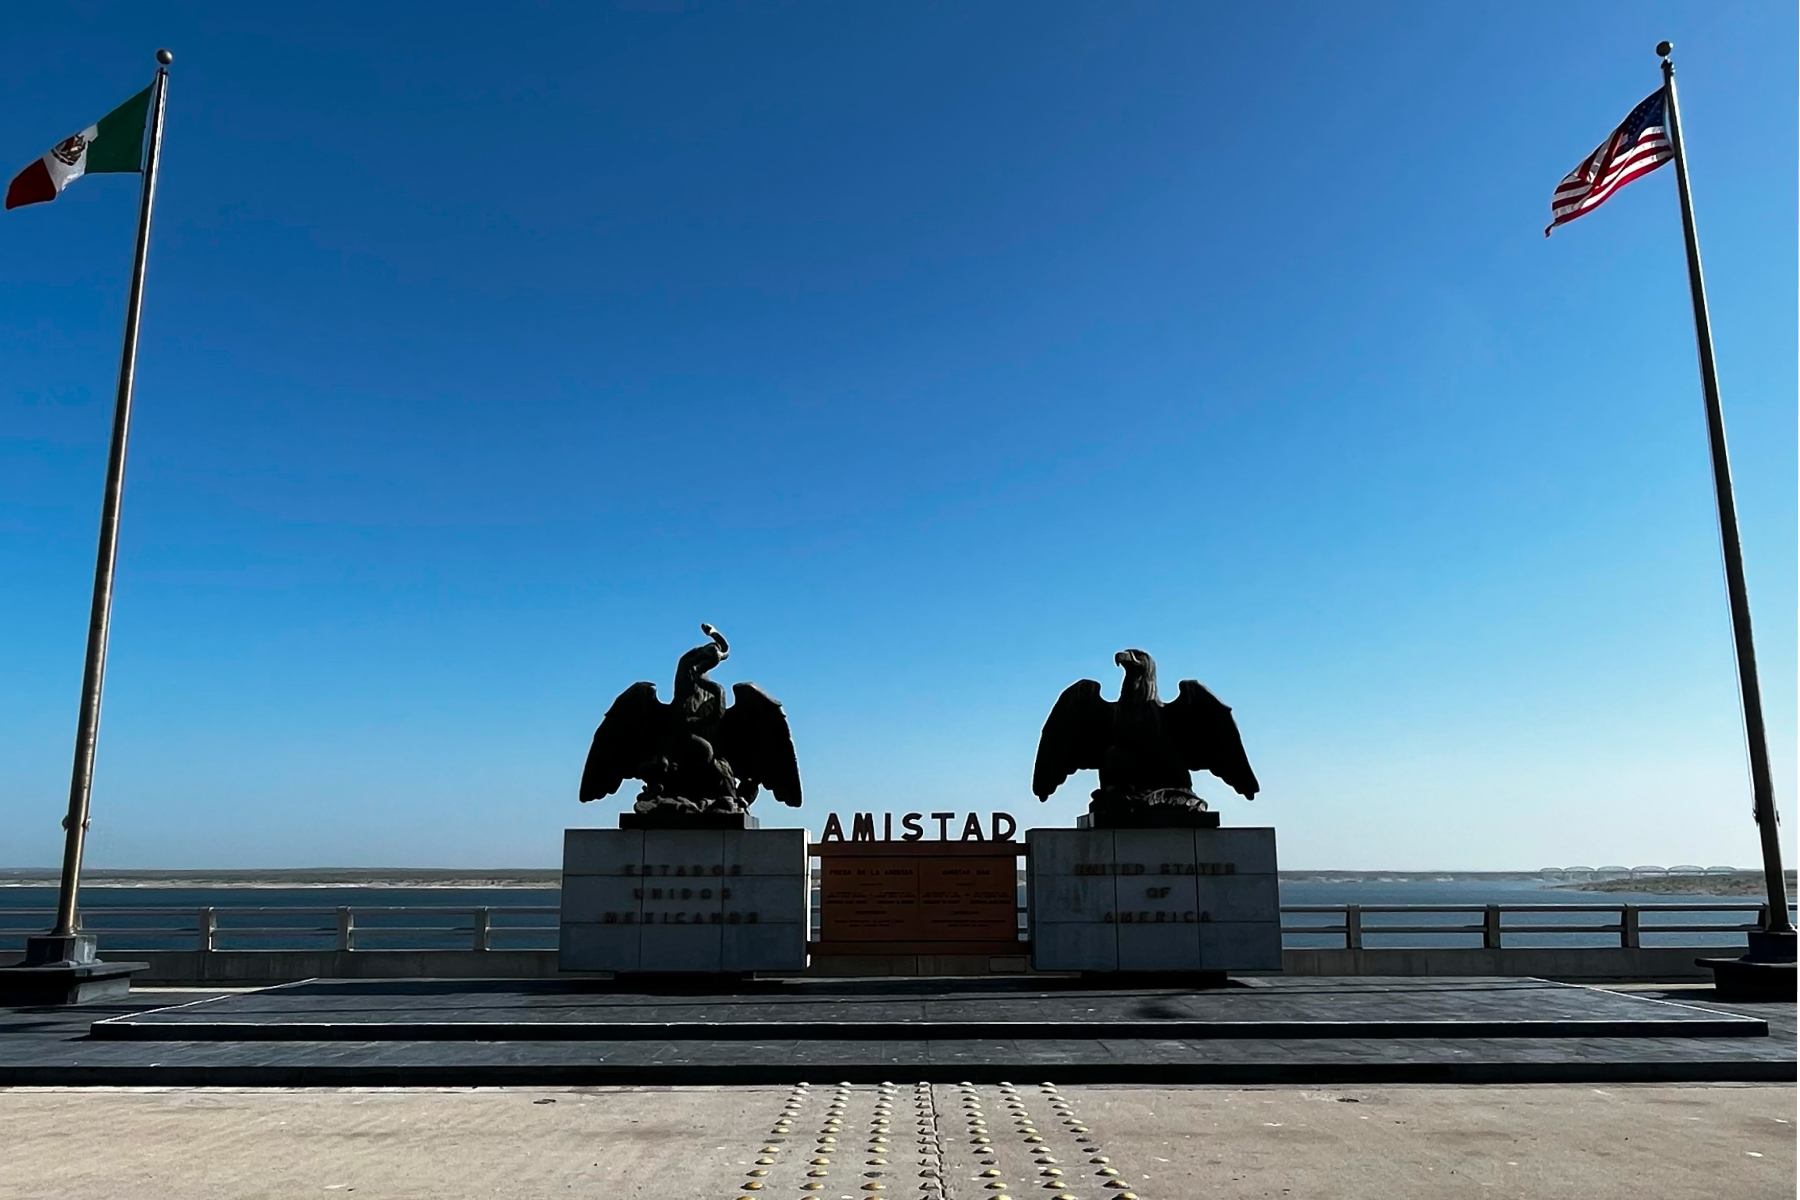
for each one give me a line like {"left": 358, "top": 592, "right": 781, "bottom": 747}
{"left": 1539, "top": 864, "right": 1747, "bottom": 880}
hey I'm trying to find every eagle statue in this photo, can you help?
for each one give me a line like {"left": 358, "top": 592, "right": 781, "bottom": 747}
{"left": 580, "top": 624, "right": 802, "bottom": 816}
{"left": 1033, "top": 649, "right": 1259, "bottom": 826}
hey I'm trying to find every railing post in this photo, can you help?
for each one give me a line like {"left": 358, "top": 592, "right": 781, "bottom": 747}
{"left": 1483, "top": 904, "right": 1502, "bottom": 950}
{"left": 336, "top": 907, "right": 354, "bottom": 952}
{"left": 197, "top": 906, "right": 216, "bottom": 952}
{"left": 473, "top": 907, "right": 491, "bottom": 952}
{"left": 1344, "top": 905, "right": 1363, "bottom": 950}
{"left": 1620, "top": 905, "right": 1640, "bottom": 949}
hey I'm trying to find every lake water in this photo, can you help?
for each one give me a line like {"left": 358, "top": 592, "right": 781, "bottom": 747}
{"left": 0, "top": 886, "right": 563, "bottom": 954}
{"left": 0, "top": 876, "right": 1772, "bottom": 952}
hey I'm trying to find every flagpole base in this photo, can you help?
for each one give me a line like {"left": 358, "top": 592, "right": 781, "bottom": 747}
{"left": 1698, "top": 929, "right": 1797, "bottom": 1000}
{"left": 22, "top": 934, "right": 99, "bottom": 967}
{"left": 1, "top": 938, "right": 146, "bottom": 1005}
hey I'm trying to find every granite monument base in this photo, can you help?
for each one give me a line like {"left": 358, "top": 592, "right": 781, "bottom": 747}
{"left": 1028, "top": 827, "right": 1281, "bottom": 973}
{"left": 560, "top": 827, "right": 808, "bottom": 974}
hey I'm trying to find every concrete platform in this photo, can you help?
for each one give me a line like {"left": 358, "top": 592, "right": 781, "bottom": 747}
{"left": 0, "top": 978, "right": 1790, "bottom": 1087}
{"left": 89, "top": 976, "right": 1767, "bottom": 1042}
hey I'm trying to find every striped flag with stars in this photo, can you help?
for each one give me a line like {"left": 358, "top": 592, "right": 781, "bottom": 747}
{"left": 1546, "top": 90, "right": 1673, "bottom": 235}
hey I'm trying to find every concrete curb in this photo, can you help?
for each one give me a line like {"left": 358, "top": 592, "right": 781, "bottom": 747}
{"left": 2, "top": 1058, "right": 1792, "bottom": 1087}
{"left": 88, "top": 1016, "right": 1769, "bottom": 1041}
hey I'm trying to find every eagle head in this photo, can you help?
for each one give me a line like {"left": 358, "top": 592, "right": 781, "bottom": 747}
{"left": 1114, "top": 648, "right": 1158, "bottom": 702}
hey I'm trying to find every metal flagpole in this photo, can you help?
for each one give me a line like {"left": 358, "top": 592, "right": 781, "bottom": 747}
{"left": 1656, "top": 42, "right": 1794, "bottom": 949}
{"left": 32, "top": 50, "right": 174, "bottom": 963}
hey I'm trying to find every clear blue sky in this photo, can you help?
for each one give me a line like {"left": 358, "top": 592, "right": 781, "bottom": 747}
{"left": 2, "top": 3, "right": 1793, "bottom": 871}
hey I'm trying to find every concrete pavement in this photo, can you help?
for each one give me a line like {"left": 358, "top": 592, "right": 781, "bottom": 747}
{"left": 0, "top": 1081, "right": 1790, "bottom": 1200}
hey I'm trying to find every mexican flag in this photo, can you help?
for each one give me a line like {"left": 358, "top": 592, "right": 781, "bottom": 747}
{"left": 6, "top": 86, "right": 151, "bottom": 210}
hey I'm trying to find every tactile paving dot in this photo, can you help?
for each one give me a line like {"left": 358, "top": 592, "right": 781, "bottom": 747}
{"left": 730, "top": 1082, "right": 1141, "bottom": 1200}
{"left": 933, "top": 1082, "right": 1143, "bottom": 1200}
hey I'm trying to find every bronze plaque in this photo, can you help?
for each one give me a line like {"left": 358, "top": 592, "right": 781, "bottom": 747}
{"left": 819, "top": 851, "right": 1018, "bottom": 946}
{"left": 917, "top": 857, "right": 1018, "bottom": 941}
{"left": 820, "top": 858, "right": 920, "bottom": 941}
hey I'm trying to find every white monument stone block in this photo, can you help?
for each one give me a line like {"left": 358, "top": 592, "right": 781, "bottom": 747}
{"left": 725, "top": 875, "right": 807, "bottom": 914}
{"left": 724, "top": 829, "right": 804, "bottom": 875}
{"left": 1027, "top": 826, "right": 1282, "bottom": 974}
{"left": 1029, "top": 876, "right": 1117, "bottom": 922}
{"left": 722, "top": 922, "right": 808, "bottom": 972}
{"left": 560, "top": 827, "right": 809, "bottom": 973}
{"left": 1031, "top": 921, "right": 1119, "bottom": 972}
{"left": 1117, "top": 918, "right": 1203, "bottom": 972}
{"left": 1195, "top": 827, "right": 1279, "bottom": 875}
{"left": 559, "top": 876, "right": 642, "bottom": 925}
{"left": 1029, "top": 828, "right": 1115, "bottom": 875}
{"left": 560, "top": 923, "right": 642, "bottom": 972}
{"left": 562, "top": 828, "right": 642, "bottom": 876}
{"left": 639, "top": 923, "right": 724, "bottom": 971}
{"left": 1199, "top": 919, "right": 1283, "bottom": 971}
{"left": 1197, "top": 872, "right": 1280, "bottom": 923}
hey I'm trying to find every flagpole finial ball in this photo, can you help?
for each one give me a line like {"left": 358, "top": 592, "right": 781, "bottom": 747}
{"left": 156, "top": 49, "right": 174, "bottom": 65}
{"left": 1655, "top": 41, "right": 1673, "bottom": 58}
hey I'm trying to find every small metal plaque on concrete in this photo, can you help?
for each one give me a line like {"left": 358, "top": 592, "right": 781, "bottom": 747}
{"left": 560, "top": 827, "right": 809, "bottom": 973}
{"left": 1027, "top": 826, "right": 1281, "bottom": 973}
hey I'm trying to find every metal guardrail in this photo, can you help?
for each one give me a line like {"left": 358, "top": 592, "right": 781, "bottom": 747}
{"left": 1279, "top": 902, "right": 1792, "bottom": 949}
{"left": 0, "top": 905, "right": 562, "bottom": 952}
{"left": 1, "top": 900, "right": 1791, "bottom": 953}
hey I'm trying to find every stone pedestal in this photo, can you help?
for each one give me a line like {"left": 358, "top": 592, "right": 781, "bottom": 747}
{"left": 559, "top": 827, "right": 809, "bottom": 973}
{"left": 1077, "top": 808, "right": 1219, "bottom": 829}
{"left": 1027, "top": 827, "right": 1281, "bottom": 973}
{"left": 619, "top": 811, "right": 760, "bottom": 830}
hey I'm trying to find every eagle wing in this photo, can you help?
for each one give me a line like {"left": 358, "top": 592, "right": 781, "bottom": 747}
{"left": 719, "top": 682, "right": 802, "bottom": 807}
{"left": 579, "top": 681, "right": 666, "bottom": 802}
{"left": 1162, "top": 679, "right": 1260, "bottom": 799}
{"left": 1032, "top": 678, "right": 1112, "bottom": 801}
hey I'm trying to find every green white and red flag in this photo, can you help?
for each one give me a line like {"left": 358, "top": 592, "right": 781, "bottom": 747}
{"left": 6, "top": 86, "right": 151, "bottom": 210}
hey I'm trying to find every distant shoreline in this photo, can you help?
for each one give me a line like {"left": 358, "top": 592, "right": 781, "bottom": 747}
{"left": 1550, "top": 872, "right": 1793, "bottom": 897}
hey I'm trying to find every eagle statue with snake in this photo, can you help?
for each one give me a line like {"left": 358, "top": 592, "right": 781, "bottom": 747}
{"left": 580, "top": 624, "right": 801, "bottom": 816}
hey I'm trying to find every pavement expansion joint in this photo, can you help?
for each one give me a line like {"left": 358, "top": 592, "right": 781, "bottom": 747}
{"left": 727, "top": 1082, "right": 1145, "bottom": 1200}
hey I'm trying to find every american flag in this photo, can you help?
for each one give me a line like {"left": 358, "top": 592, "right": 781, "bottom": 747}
{"left": 1546, "top": 90, "right": 1673, "bottom": 235}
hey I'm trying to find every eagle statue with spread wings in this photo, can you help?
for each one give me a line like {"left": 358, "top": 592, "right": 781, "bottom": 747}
{"left": 580, "top": 624, "right": 801, "bottom": 816}
{"left": 1033, "top": 649, "right": 1260, "bottom": 827}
